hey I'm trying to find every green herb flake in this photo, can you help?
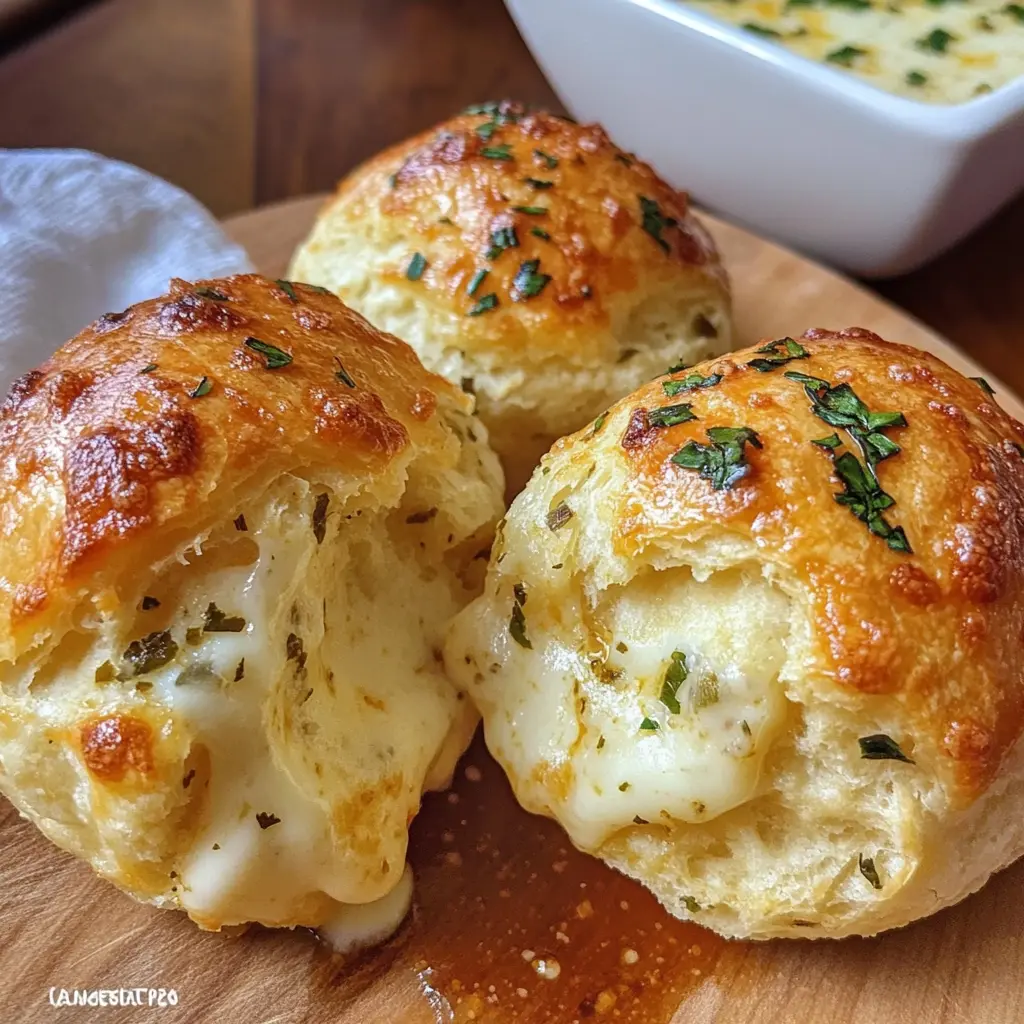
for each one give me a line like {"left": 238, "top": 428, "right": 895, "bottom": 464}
{"left": 234, "top": 659, "right": 245, "bottom": 682}
{"left": 1004, "top": 2, "right": 1024, "bottom": 20}
{"left": 531, "top": 227, "right": 551, "bottom": 240}
{"left": 245, "top": 336, "right": 293, "bottom": 370}
{"left": 671, "top": 426, "right": 763, "bottom": 490}
{"left": 590, "top": 412, "right": 608, "bottom": 437}
{"left": 786, "top": 371, "right": 910, "bottom": 551}
{"left": 524, "top": 177, "right": 554, "bottom": 190}
{"left": 633, "top": 815, "right": 649, "bottom": 825}
{"left": 663, "top": 372, "right": 723, "bottom": 395}
{"left": 255, "top": 812, "right": 281, "bottom": 830}
{"left": 859, "top": 854, "right": 883, "bottom": 889}
{"left": 615, "top": 152, "right": 635, "bottom": 166}
{"left": 313, "top": 492, "right": 330, "bottom": 544}
{"left": 812, "top": 433, "right": 843, "bottom": 450}
{"left": 693, "top": 674, "right": 720, "bottom": 709}
{"left": 546, "top": 500, "right": 575, "bottom": 531}
{"left": 467, "top": 269, "right": 489, "bottom": 296}
{"left": 195, "top": 286, "right": 229, "bottom": 301}
{"left": 189, "top": 376, "right": 213, "bottom": 399}
{"left": 659, "top": 651, "right": 688, "bottom": 714}
{"left": 139, "top": 363, "right": 158, "bottom": 374}
{"left": 185, "top": 627, "right": 203, "bottom": 646}
{"left": 916, "top": 27, "right": 956, "bottom": 52}
{"left": 618, "top": 780, "right": 630, "bottom": 791}
{"left": 464, "top": 101, "right": 502, "bottom": 116}
{"left": 476, "top": 120, "right": 499, "bottom": 140}
{"left": 438, "top": 216, "right": 454, "bottom": 225}
{"left": 274, "top": 279, "right": 298, "bottom": 302}
{"left": 123, "top": 631, "right": 179, "bottom": 676}
{"left": 512, "top": 259, "right": 552, "bottom": 300}
{"left": 468, "top": 293, "right": 499, "bottom": 317}
{"left": 406, "top": 252, "right": 428, "bottom": 281}
{"left": 534, "top": 149, "right": 559, "bottom": 169}
{"left": 970, "top": 376, "right": 996, "bottom": 396}
{"left": 906, "top": 70, "right": 929, "bottom": 86}
{"left": 682, "top": 896, "right": 701, "bottom": 913}
{"left": 334, "top": 357, "right": 356, "bottom": 388}
{"left": 743, "top": 21, "right": 783, "bottom": 37}
{"left": 747, "top": 337, "right": 810, "bottom": 372}
{"left": 859, "top": 733, "right": 915, "bottom": 763}
{"left": 638, "top": 195, "right": 678, "bottom": 253}
{"left": 306, "top": 283, "right": 332, "bottom": 295}
{"left": 141, "top": 596, "right": 161, "bottom": 611}
{"left": 510, "top": 582, "right": 532, "bottom": 649}
{"left": 203, "top": 602, "right": 247, "bottom": 633}
{"left": 486, "top": 225, "right": 520, "bottom": 260}
{"left": 512, "top": 205, "right": 548, "bottom": 216}
{"left": 639, "top": 717, "right": 660, "bottom": 732}
{"left": 481, "top": 144, "right": 514, "bottom": 161}
{"left": 826, "top": 44, "right": 869, "bottom": 66}
{"left": 647, "top": 403, "right": 698, "bottom": 429}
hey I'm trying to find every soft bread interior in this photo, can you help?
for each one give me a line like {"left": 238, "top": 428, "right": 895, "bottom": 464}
{"left": 0, "top": 441, "right": 494, "bottom": 931}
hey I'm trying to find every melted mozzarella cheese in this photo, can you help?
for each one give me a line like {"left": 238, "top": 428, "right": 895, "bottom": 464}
{"left": 318, "top": 865, "right": 414, "bottom": 954}
{"left": 456, "top": 565, "right": 791, "bottom": 851}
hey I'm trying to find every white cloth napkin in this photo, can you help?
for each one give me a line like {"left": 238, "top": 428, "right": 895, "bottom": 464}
{"left": 0, "top": 149, "right": 254, "bottom": 392}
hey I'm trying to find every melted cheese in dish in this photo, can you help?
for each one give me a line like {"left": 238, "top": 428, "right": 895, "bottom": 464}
{"left": 686, "top": 0, "right": 1024, "bottom": 104}
{"left": 451, "top": 565, "right": 791, "bottom": 851}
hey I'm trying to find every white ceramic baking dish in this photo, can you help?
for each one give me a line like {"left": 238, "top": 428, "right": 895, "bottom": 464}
{"left": 505, "top": 0, "right": 1024, "bottom": 277}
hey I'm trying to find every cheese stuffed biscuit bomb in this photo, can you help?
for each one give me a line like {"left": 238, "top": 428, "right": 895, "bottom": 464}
{"left": 289, "top": 100, "right": 732, "bottom": 493}
{"left": 0, "top": 275, "right": 504, "bottom": 941}
{"left": 446, "top": 328, "right": 1024, "bottom": 939}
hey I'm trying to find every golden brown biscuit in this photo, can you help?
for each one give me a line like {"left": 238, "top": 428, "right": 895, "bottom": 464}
{"left": 446, "top": 328, "right": 1024, "bottom": 939}
{"left": 288, "top": 100, "right": 732, "bottom": 492}
{"left": 0, "top": 274, "right": 504, "bottom": 937}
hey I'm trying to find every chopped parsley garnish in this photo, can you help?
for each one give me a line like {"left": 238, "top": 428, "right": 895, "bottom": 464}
{"left": 306, "top": 283, "right": 332, "bottom": 295}
{"left": 275, "top": 279, "right": 298, "bottom": 302}
{"left": 245, "top": 336, "right": 293, "bottom": 369}
{"left": 255, "top": 812, "right": 281, "bottom": 830}
{"left": 203, "top": 603, "right": 246, "bottom": 633}
{"left": 659, "top": 651, "right": 688, "bottom": 714}
{"left": 906, "top": 70, "right": 929, "bottom": 86}
{"left": 531, "top": 227, "right": 551, "bottom": 240}
{"left": 785, "top": 371, "right": 910, "bottom": 552}
{"left": 647, "top": 403, "right": 698, "bottom": 429}
{"left": 638, "top": 195, "right": 678, "bottom": 253}
{"left": 512, "top": 259, "right": 552, "bottom": 300}
{"left": 141, "top": 596, "right": 160, "bottom": 610}
{"left": 509, "top": 582, "right": 532, "bottom": 649}
{"left": 123, "top": 631, "right": 178, "bottom": 675}
{"left": 512, "top": 205, "right": 547, "bottom": 216}
{"left": 481, "top": 143, "right": 514, "bottom": 161}
{"left": 468, "top": 293, "right": 499, "bottom": 316}
{"left": 406, "top": 252, "right": 428, "bottom": 281}
{"left": 467, "top": 268, "right": 489, "bottom": 296}
{"left": 618, "top": 780, "right": 629, "bottom": 790}
{"left": 639, "top": 717, "right": 660, "bottom": 732}
{"left": 464, "top": 101, "right": 503, "bottom": 116}
{"left": 189, "top": 376, "right": 213, "bottom": 399}
{"left": 663, "top": 372, "right": 723, "bottom": 395}
{"left": 859, "top": 854, "right": 883, "bottom": 890}
{"left": 476, "top": 120, "right": 499, "bottom": 140}
{"left": 523, "top": 177, "right": 554, "bottom": 190}
{"left": 546, "top": 501, "right": 574, "bottom": 531}
{"left": 590, "top": 412, "right": 608, "bottom": 436}
{"left": 139, "top": 363, "right": 158, "bottom": 374}
{"left": 747, "top": 337, "right": 809, "bottom": 372}
{"left": 671, "top": 426, "right": 763, "bottom": 490}
{"left": 486, "top": 225, "right": 520, "bottom": 260}
{"left": 1004, "top": 2, "right": 1024, "bottom": 20}
{"left": 743, "top": 21, "right": 783, "bottom": 37}
{"left": 313, "top": 493, "right": 329, "bottom": 544}
{"left": 681, "top": 896, "right": 701, "bottom": 913}
{"left": 439, "top": 216, "right": 454, "bottom": 225}
{"left": 859, "top": 733, "right": 915, "bottom": 763}
{"left": 195, "top": 286, "right": 229, "bottom": 301}
{"left": 812, "top": 433, "right": 842, "bottom": 450}
{"left": 970, "top": 376, "right": 995, "bottom": 396}
{"left": 827, "top": 44, "right": 869, "bottom": 66}
{"left": 916, "top": 27, "right": 955, "bottom": 52}
{"left": 334, "top": 357, "right": 356, "bottom": 387}
{"left": 534, "top": 149, "right": 558, "bottom": 169}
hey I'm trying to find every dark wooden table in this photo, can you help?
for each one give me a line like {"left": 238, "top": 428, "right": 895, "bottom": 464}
{"left": 0, "top": 0, "right": 1021, "bottom": 389}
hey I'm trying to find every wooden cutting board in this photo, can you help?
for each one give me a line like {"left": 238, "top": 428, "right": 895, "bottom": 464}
{"left": 3, "top": 197, "right": 1023, "bottom": 1024}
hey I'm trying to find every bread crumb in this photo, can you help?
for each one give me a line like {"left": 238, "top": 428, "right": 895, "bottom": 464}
{"left": 465, "top": 765, "right": 482, "bottom": 782}
{"left": 576, "top": 899, "right": 594, "bottom": 919}
{"left": 521, "top": 949, "right": 536, "bottom": 961}
{"left": 516, "top": 988, "right": 528, "bottom": 998}
{"left": 621, "top": 948, "right": 639, "bottom": 965}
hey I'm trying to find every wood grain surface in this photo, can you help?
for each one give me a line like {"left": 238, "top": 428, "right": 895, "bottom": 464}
{"left": 3, "top": 196, "right": 1023, "bottom": 1024}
